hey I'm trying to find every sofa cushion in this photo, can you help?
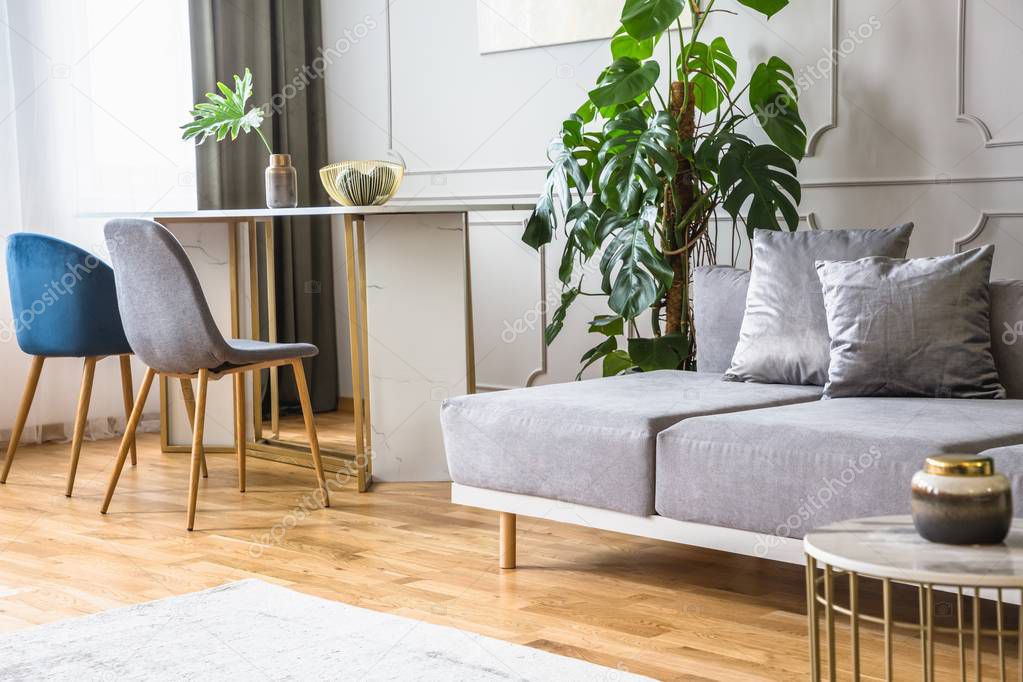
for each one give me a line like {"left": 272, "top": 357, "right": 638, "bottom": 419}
{"left": 816, "top": 246, "right": 1004, "bottom": 399}
{"left": 442, "top": 371, "right": 822, "bottom": 516}
{"left": 655, "top": 397, "right": 1023, "bottom": 541}
{"left": 991, "top": 280, "right": 1023, "bottom": 398}
{"left": 693, "top": 266, "right": 750, "bottom": 373}
{"left": 725, "top": 224, "right": 914, "bottom": 386}
{"left": 977, "top": 445, "right": 1023, "bottom": 489}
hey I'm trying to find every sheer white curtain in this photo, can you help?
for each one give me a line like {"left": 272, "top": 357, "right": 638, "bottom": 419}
{"left": 0, "top": 0, "right": 195, "bottom": 442}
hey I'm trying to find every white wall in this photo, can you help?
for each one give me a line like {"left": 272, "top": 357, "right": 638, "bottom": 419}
{"left": 323, "top": 0, "right": 1023, "bottom": 391}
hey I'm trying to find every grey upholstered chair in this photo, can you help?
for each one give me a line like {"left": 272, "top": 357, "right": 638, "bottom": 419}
{"left": 101, "top": 218, "right": 329, "bottom": 530}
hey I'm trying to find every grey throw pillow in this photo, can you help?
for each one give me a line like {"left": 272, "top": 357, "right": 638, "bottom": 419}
{"left": 991, "top": 280, "right": 1023, "bottom": 398}
{"left": 693, "top": 266, "right": 750, "bottom": 373}
{"left": 724, "top": 224, "right": 914, "bottom": 385}
{"left": 816, "top": 246, "right": 1005, "bottom": 399}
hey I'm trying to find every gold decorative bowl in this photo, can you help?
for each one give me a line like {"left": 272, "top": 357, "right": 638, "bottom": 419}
{"left": 319, "top": 160, "right": 404, "bottom": 207}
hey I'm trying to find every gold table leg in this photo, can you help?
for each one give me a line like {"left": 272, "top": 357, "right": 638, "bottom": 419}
{"left": 850, "top": 572, "right": 860, "bottom": 681}
{"left": 883, "top": 577, "right": 893, "bottom": 681}
{"left": 807, "top": 555, "right": 821, "bottom": 682}
{"left": 807, "top": 555, "right": 1023, "bottom": 682}
{"left": 462, "top": 212, "right": 476, "bottom": 395}
{"left": 263, "top": 219, "right": 280, "bottom": 439}
{"left": 248, "top": 221, "right": 263, "bottom": 444}
{"left": 344, "top": 214, "right": 370, "bottom": 492}
{"left": 239, "top": 215, "right": 367, "bottom": 479}
{"left": 355, "top": 218, "right": 373, "bottom": 480}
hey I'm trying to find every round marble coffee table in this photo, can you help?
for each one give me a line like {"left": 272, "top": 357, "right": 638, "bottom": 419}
{"left": 804, "top": 515, "right": 1023, "bottom": 681}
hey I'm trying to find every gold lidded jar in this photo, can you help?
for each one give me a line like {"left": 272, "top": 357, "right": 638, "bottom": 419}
{"left": 911, "top": 454, "right": 1012, "bottom": 545}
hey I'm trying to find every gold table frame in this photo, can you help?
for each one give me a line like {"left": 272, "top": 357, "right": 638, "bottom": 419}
{"left": 154, "top": 210, "right": 479, "bottom": 493}
{"left": 806, "top": 556, "right": 1023, "bottom": 680}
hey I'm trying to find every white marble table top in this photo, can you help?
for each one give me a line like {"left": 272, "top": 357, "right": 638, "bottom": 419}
{"left": 804, "top": 516, "right": 1023, "bottom": 587}
{"left": 77, "top": 197, "right": 536, "bottom": 220}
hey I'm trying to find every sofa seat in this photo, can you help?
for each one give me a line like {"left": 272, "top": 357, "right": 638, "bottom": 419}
{"left": 656, "top": 397, "right": 1023, "bottom": 538}
{"left": 977, "top": 444, "right": 1023, "bottom": 497}
{"left": 441, "top": 370, "right": 822, "bottom": 516}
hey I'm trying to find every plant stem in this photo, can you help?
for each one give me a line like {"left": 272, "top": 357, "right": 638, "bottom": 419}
{"left": 254, "top": 126, "right": 273, "bottom": 155}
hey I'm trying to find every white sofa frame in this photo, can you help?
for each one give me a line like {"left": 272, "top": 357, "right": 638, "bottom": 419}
{"left": 451, "top": 483, "right": 806, "bottom": 568}
{"left": 453, "top": 484, "right": 1023, "bottom": 607}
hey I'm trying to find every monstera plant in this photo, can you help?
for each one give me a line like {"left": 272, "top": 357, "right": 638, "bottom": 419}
{"left": 523, "top": 0, "right": 806, "bottom": 376}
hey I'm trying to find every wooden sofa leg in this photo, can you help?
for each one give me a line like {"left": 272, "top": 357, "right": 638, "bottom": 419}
{"left": 499, "top": 512, "right": 516, "bottom": 569}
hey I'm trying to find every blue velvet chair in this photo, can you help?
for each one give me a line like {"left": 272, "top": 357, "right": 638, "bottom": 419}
{"left": 3, "top": 233, "right": 139, "bottom": 496}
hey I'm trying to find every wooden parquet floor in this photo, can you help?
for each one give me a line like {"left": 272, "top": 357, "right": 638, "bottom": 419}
{"left": 0, "top": 431, "right": 1014, "bottom": 680}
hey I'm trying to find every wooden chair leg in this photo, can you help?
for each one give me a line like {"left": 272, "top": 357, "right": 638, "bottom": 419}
{"left": 291, "top": 359, "right": 330, "bottom": 508}
{"left": 118, "top": 355, "right": 137, "bottom": 466}
{"left": 1, "top": 356, "right": 44, "bottom": 484}
{"left": 186, "top": 369, "right": 209, "bottom": 531}
{"left": 101, "top": 367, "right": 156, "bottom": 514}
{"left": 179, "top": 378, "right": 208, "bottom": 479}
{"left": 65, "top": 357, "right": 98, "bottom": 497}
{"left": 234, "top": 372, "right": 246, "bottom": 492}
{"left": 500, "top": 512, "right": 516, "bottom": 569}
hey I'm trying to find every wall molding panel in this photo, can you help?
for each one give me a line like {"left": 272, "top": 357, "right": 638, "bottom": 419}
{"left": 401, "top": 172, "right": 1023, "bottom": 198}
{"left": 328, "top": 0, "right": 1023, "bottom": 390}
{"left": 401, "top": 173, "right": 1023, "bottom": 205}
{"left": 956, "top": 0, "right": 1023, "bottom": 149}
{"left": 805, "top": 0, "right": 840, "bottom": 157}
{"left": 954, "top": 211, "right": 1023, "bottom": 253}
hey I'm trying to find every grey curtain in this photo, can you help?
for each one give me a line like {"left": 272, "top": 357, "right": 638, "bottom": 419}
{"left": 189, "top": 0, "right": 338, "bottom": 413}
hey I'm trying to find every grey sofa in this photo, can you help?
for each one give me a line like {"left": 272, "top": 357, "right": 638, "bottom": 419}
{"left": 441, "top": 272, "right": 1023, "bottom": 567}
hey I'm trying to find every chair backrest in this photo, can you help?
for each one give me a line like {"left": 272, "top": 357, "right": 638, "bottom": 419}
{"left": 104, "top": 219, "right": 231, "bottom": 374}
{"left": 5, "top": 232, "right": 131, "bottom": 357}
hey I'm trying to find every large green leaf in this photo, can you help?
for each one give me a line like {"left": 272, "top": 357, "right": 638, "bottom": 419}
{"left": 576, "top": 100, "right": 597, "bottom": 124}
{"left": 588, "top": 315, "right": 624, "bottom": 337}
{"left": 576, "top": 337, "right": 618, "bottom": 379}
{"left": 558, "top": 222, "right": 582, "bottom": 285}
{"left": 611, "top": 27, "right": 656, "bottom": 61}
{"left": 718, "top": 140, "right": 801, "bottom": 234}
{"left": 693, "top": 127, "right": 750, "bottom": 178}
{"left": 599, "top": 210, "right": 674, "bottom": 319}
{"left": 682, "top": 37, "right": 737, "bottom": 114}
{"left": 750, "top": 57, "right": 806, "bottom": 160}
{"left": 522, "top": 130, "right": 589, "bottom": 250}
{"left": 589, "top": 58, "right": 660, "bottom": 108}
{"left": 628, "top": 333, "right": 689, "bottom": 371}
{"left": 544, "top": 287, "right": 580, "bottom": 345}
{"left": 598, "top": 109, "right": 678, "bottom": 215}
{"left": 561, "top": 199, "right": 608, "bottom": 280}
{"left": 602, "top": 350, "right": 635, "bottom": 377}
{"left": 571, "top": 130, "right": 607, "bottom": 187}
{"left": 621, "top": 0, "right": 685, "bottom": 39}
{"left": 523, "top": 194, "right": 555, "bottom": 250}
{"left": 181, "top": 68, "right": 266, "bottom": 148}
{"left": 737, "top": 0, "right": 788, "bottom": 18}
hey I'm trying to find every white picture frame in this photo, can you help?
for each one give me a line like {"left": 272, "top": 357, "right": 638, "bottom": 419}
{"left": 476, "top": 0, "right": 692, "bottom": 54}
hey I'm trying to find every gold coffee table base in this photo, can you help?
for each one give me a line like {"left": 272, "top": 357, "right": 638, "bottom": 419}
{"left": 804, "top": 516, "right": 1023, "bottom": 681}
{"left": 807, "top": 556, "right": 1022, "bottom": 681}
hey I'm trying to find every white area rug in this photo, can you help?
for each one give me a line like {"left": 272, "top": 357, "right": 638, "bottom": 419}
{"left": 0, "top": 579, "right": 653, "bottom": 681}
